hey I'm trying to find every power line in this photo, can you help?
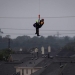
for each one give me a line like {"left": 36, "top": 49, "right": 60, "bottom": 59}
{"left": 3, "top": 33, "right": 32, "bottom": 35}
{"left": 2, "top": 32, "right": 75, "bottom": 36}
{"left": 1, "top": 28, "right": 34, "bottom": 30}
{"left": 0, "top": 16, "right": 75, "bottom": 19}
{"left": 1, "top": 28, "right": 75, "bottom": 31}
{"left": 43, "top": 16, "right": 75, "bottom": 18}
{"left": 0, "top": 17, "right": 37, "bottom": 19}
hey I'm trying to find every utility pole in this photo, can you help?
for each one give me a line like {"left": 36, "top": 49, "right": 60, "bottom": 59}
{"left": 6, "top": 35, "right": 10, "bottom": 49}
{"left": 8, "top": 37, "right": 10, "bottom": 49}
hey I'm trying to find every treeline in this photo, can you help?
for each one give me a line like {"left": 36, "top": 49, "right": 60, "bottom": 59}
{"left": 0, "top": 49, "right": 14, "bottom": 60}
{"left": 0, "top": 35, "right": 75, "bottom": 50}
{"left": 62, "top": 42, "right": 75, "bottom": 51}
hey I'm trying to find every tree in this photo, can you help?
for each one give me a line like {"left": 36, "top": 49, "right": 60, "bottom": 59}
{"left": 0, "top": 48, "right": 14, "bottom": 61}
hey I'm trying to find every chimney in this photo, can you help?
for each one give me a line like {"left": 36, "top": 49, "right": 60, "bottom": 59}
{"left": 48, "top": 46, "right": 51, "bottom": 58}
{"left": 20, "top": 48, "right": 22, "bottom": 51}
{"left": 48, "top": 46, "right": 51, "bottom": 53}
{"left": 35, "top": 47, "right": 38, "bottom": 58}
{"left": 41, "top": 46, "right": 45, "bottom": 57}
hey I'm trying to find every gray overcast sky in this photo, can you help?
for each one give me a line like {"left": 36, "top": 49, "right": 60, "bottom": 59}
{"left": 0, "top": 0, "right": 75, "bottom": 38}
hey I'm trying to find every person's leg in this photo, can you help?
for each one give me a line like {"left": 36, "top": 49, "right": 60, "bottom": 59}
{"left": 36, "top": 27, "right": 38, "bottom": 34}
{"left": 35, "top": 27, "right": 37, "bottom": 34}
{"left": 36, "top": 25, "right": 38, "bottom": 34}
{"left": 37, "top": 28, "right": 40, "bottom": 36}
{"left": 36, "top": 23, "right": 40, "bottom": 36}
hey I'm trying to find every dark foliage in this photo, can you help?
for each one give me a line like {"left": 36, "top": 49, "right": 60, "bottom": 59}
{"left": 0, "top": 35, "right": 75, "bottom": 50}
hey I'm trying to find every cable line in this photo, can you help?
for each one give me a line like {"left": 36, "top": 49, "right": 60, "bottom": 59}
{"left": 0, "top": 28, "right": 75, "bottom": 31}
{"left": 2, "top": 32, "right": 75, "bottom": 36}
{"left": 0, "top": 16, "right": 75, "bottom": 19}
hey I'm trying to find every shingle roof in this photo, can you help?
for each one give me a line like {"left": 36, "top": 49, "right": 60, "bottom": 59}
{"left": 31, "top": 68, "right": 45, "bottom": 75}
{"left": 61, "top": 63, "right": 75, "bottom": 75}
{"left": 32, "top": 57, "right": 75, "bottom": 75}
{"left": 0, "top": 63, "right": 16, "bottom": 75}
{"left": 54, "top": 57, "right": 75, "bottom": 63}
{"left": 57, "top": 50, "right": 75, "bottom": 57}
{"left": 0, "top": 55, "right": 32, "bottom": 75}
{"left": 35, "top": 58, "right": 53, "bottom": 67}
{"left": 15, "top": 58, "right": 45, "bottom": 68}
{"left": 31, "top": 62, "right": 65, "bottom": 75}
{"left": 40, "top": 62, "right": 60, "bottom": 75}
{"left": 10, "top": 54, "right": 32, "bottom": 61}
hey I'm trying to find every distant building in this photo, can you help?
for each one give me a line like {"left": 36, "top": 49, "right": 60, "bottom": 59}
{"left": 15, "top": 58, "right": 45, "bottom": 75}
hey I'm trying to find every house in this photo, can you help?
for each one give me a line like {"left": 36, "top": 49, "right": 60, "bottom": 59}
{"left": 0, "top": 54, "right": 32, "bottom": 75}
{"left": 14, "top": 58, "right": 45, "bottom": 75}
{"left": 31, "top": 57, "right": 75, "bottom": 75}
{"left": 31, "top": 62, "right": 62, "bottom": 75}
{"left": 14, "top": 55, "right": 55, "bottom": 75}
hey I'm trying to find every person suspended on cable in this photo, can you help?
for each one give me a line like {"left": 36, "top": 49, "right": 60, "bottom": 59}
{"left": 33, "top": 19, "right": 44, "bottom": 36}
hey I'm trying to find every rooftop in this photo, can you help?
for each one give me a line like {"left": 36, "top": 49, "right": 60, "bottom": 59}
{"left": 15, "top": 57, "right": 45, "bottom": 68}
{"left": 0, "top": 62, "right": 16, "bottom": 75}
{"left": 61, "top": 63, "right": 75, "bottom": 75}
{"left": 10, "top": 54, "right": 32, "bottom": 61}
